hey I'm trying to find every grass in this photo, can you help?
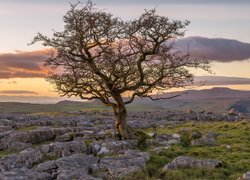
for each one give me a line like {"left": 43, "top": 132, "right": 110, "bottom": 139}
{"left": 132, "top": 120, "right": 250, "bottom": 179}
{"left": 16, "top": 125, "right": 38, "bottom": 131}
{"left": 0, "top": 150, "right": 19, "bottom": 158}
{"left": 0, "top": 97, "right": 242, "bottom": 114}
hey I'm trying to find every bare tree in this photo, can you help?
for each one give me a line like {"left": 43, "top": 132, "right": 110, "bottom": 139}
{"left": 32, "top": 1, "right": 210, "bottom": 139}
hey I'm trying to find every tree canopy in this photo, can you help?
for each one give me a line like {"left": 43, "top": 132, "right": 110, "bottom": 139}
{"left": 32, "top": 1, "right": 210, "bottom": 139}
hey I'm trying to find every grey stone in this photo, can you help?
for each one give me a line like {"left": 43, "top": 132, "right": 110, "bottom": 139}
{"left": 92, "top": 150, "right": 150, "bottom": 179}
{"left": 146, "top": 139, "right": 162, "bottom": 147}
{"left": 56, "top": 154, "right": 99, "bottom": 179}
{"left": 97, "top": 147, "right": 110, "bottom": 155}
{"left": 163, "top": 156, "right": 222, "bottom": 171}
{"left": 35, "top": 160, "right": 58, "bottom": 174}
{"left": 172, "top": 133, "right": 181, "bottom": 139}
{"left": 0, "top": 126, "right": 12, "bottom": 133}
{"left": 0, "top": 168, "right": 50, "bottom": 180}
{"left": 167, "top": 139, "right": 179, "bottom": 145}
{"left": 0, "top": 119, "right": 15, "bottom": 127}
{"left": 191, "top": 130, "right": 202, "bottom": 139}
{"left": 39, "top": 140, "right": 87, "bottom": 159}
{"left": 0, "top": 130, "right": 15, "bottom": 140}
{"left": 150, "top": 146, "right": 170, "bottom": 154}
{"left": 156, "top": 134, "right": 172, "bottom": 141}
{"left": 227, "top": 115, "right": 238, "bottom": 122}
{"left": 191, "top": 132, "right": 216, "bottom": 146}
{"left": 0, "top": 148, "right": 43, "bottom": 171}
{"left": 99, "top": 140, "right": 138, "bottom": 154}
{"left": 92, "top": 144, "right": 101, "bottom": 155}
{"left": 0, "top": 127, "right": 76, "bottom": 151}
{"left": 35, "top": 154, "right": 100, "bottom": 179}
{"left": 55, "top": 133, "right": 75, "bottom": 142}
{"left": 147, "top": 132, "right": 157, "bottom": 137}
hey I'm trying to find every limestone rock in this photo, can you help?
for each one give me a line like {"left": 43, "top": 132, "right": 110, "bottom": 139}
{"left": 99, "top": 140, "right": 138, "bottom": 154}
{"left": 55, "top": 133, "right": 75, "bottom": 142}
{"left": 92, "top": 150, "right": 150, "bottom": 179}
{"left": 0, "top": 126, "right": 12, "bottom": 133}
{"left": 0, "top": 148, "right": 43, "bottom": 171}
{"left": 163, "top": 156, "right": 222, "bottom": 171}
{"left": 97, "top": 147, "right": 109, "bottom": 155}
{"left": 39, "top": 140, "right": 87, "bottom": 159}
{"left": 147, "top": 132, "right": 157, "bottom": 138}
{"left": 92, "top": 144, "right": 101, "bottom": 155}
{"left": 0, "top": 168, "right": 50, "bottom": 180}
{"left": 172, "top": 133, "right": 181, "bottom": 139}
{"left": 191, "top": 132, "right": 216, "bottom": 146}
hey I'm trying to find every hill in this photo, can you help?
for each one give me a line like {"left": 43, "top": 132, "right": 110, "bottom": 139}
{"left": 0, "top": 87, "right": 250, "bottom": 113}
{"left": 132, "top": 87, "right": 250, "bottom": 113}
{"left": 154, "top": 87, "right": 250, "bottom": 100}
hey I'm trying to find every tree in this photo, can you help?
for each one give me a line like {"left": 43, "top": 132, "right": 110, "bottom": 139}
{"left": 32, "top": 1, "right": 210, "bottom": 139}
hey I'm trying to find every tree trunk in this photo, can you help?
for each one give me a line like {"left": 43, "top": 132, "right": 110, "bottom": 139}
{"left": 113, "top": 104, "right": 135, "bottom": 140}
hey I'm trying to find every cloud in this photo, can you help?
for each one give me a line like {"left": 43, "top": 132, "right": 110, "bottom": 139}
{"left": 194, "top": 76, "right": 250, "bottom": 86}
{"left": 0, "top": 50, "right": 48, "bottom": 79}
{"left": 8, "top": 81, "right": 17, "bottom": 84}
{"left": 0, "top": 95, "right": 80, "bottom": 104}
{"left": 0, "top": 90, "right": 38, "bottom": 95}
{"left": 175, "top": 37, "right": 250, "bottom": 62}
{"left": 1, "top": 36, "right": 250, "bottom": 79}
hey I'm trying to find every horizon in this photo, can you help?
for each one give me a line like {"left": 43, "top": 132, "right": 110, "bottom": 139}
{"left": 0, "top": 86, "right": 249, "bottom": 104}
{"left": 1, "top": 0, "right": 250, "bottom": 103}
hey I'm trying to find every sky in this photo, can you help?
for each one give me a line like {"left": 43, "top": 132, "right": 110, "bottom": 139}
{"left": 0, "top": 0, "right": 250, "bottom": 103}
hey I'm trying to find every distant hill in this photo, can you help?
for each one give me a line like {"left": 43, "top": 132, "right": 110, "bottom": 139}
{"left": 131, "top": 88, "right": 250, "bottom": 113}
{"left": 56, "top": 100, "right": 91, "bottom": 105}
{"left": 168, "top": 87, "right": 250, "bottom": 100}
{"left": 0, "top": 88, "right": 250, "bottom": 113}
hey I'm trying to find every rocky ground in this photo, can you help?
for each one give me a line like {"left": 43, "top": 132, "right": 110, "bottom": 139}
{"left": 0, "top": 110, "right": 248, "bottom": 179}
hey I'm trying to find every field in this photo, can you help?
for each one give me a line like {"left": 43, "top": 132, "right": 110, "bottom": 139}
{"left": 0, "top": 98, "right": 247, "bottom": 114}
{"left": 0, "top": 99, "right": 249, "bottom": 179}
{"left": 133, "top": 120, "right": 250, "bottom": 179}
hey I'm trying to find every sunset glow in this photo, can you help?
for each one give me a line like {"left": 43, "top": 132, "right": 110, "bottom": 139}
{"left": 1, "top": 0, "right": 250, "bottom": 103}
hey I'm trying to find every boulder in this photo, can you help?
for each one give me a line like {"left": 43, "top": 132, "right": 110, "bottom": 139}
{"left": 0, "top": 168, "right": 50, "bottom": 180}
{"left": 92, "top": 150, "right": 150, "bottom": 178}
{"left": 39, "top": 140, "right": 87, "bottom": 159}
{"left": 172, "top": 133, "right": 181, "bottom": 139}
{"left": 147, "top": 132, "right": 157, "bottom": 138}
{"left": 55, "top": 133, "right": 75, "bottom": 142}
{"left": 99, "top": 140, "right": 138, "bottom": 154}
{"left": 166, "top": 139, "right": 179, "bottom": 145}
{"left": 0, "top": 127, "right": 75, "bottom": 151}
{"left": 97, "top": 147, "right": 109, "bottom": 155}
{"left": 0, "top": 148, "right": 43, "bottom": 171}
{"left": 35, "top": 160, "right": 58, "bottom": 175}
{"left": 0, "top": 126, "right": 12, "bottom": 133}
{"left": 226, "top": 108, "right": 239, "bottom": 121}
{"left": 191, "top": 132, "right": 216, "bottom": 146}
{"left": 227, "top": 115, "right": 239, "bottom": 122}
{"left": 0, "top": 130, "right": 15, "bottom": 140}
{"left": 0, "top": 119, "right": 15, "bottom": 127}
{"left": 56, "top": 154, "right": 99, "bottom": 179}
{"left": 35, "top": 154, "right": 100, "bottom": 179}
{"left": 163, "top": 156, "right": 222, "bottom": 171}
{"left": 92, "top": 144, "right": 101, "bottom": 155}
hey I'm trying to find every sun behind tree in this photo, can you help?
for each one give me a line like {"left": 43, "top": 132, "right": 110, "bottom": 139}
{"left": 32, "top": 1, "right": 210, "bottom": 139}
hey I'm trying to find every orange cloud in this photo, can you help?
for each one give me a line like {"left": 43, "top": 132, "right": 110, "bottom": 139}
{"left": 0, "top": 49, "right": 49, "bottom": 79}
{"left": 0, "top": 90, "right": 38, "bottom": 95}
